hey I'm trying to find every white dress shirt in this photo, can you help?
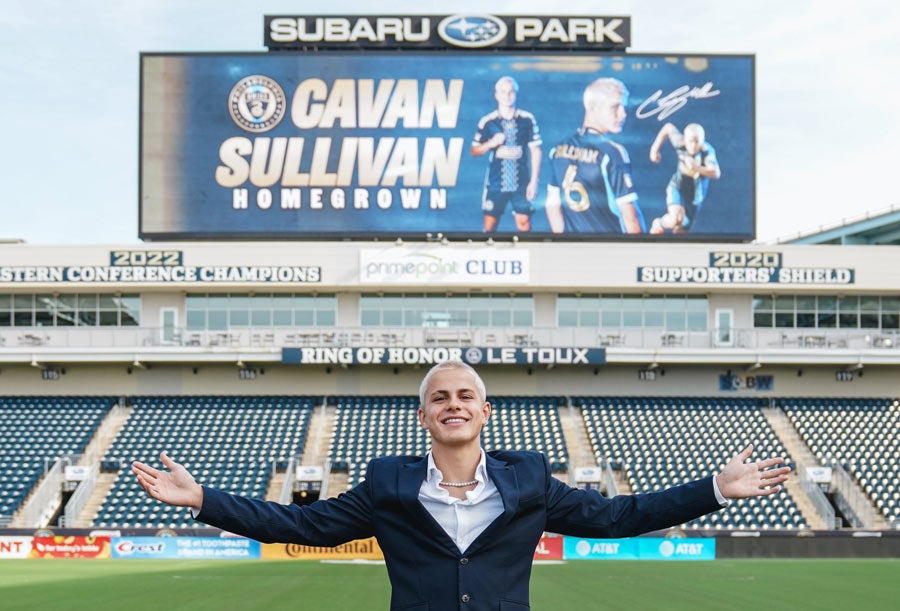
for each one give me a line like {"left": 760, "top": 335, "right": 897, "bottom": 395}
{"left": 416, "top": 451, "right": 727, "bottom": 554}
{"left": 418, "top": 450, "right": 505, "bottom": 553}
{"left": 712, "top": 475, "right": 729, "bottom": 506}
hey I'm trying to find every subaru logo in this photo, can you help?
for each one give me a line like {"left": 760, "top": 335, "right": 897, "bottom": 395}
{"left": 437, "top": 15, "right": 507, "bottom": 48}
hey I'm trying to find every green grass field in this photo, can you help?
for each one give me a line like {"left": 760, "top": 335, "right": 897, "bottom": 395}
{"left": 1, "top": 558, "right": 897, "bottom": 610}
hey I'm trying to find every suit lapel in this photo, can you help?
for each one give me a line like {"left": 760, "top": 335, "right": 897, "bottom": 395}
{"left": 398, "top": 457, "right": 460, "bottom": 553}
{"left": 464, "top": 453, "right": 519, "bottom": 555}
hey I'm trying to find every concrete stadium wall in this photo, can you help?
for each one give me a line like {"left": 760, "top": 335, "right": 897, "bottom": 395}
{"left": 0, "top": 363, "right": 896, "bottom": 398}
{"left": 716, "top": 532, "right": 900, "bottom": 558}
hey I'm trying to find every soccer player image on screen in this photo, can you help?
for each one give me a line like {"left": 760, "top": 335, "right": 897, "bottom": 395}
{"left": 648, "top": 122, "right": 721, "bottom": 234}
{"left": 545, "top": 78, "right": 646, "bottom": 235}
{"left": 470, "top": 76, "right": 542, "bottom": 233}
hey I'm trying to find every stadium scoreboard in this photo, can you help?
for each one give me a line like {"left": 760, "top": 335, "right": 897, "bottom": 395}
{"left": 139, "top": 14, "right": 754, "bottom": 242}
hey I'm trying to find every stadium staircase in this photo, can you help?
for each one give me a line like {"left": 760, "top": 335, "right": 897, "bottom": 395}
{"left": 300, "top": 402, "right": 336, "bottom": 468}
{"left": 287, "top": 400, "right": 346, "bottom": 500}
{"left": 259, "top": 399, "right": 347, "bottom": 501}
{"left": 263, "top": 400, "right": 334, "bottom": 502}
{"left": 761, "top": 406, "right": 830, "bottom": 529}
{"left": 71, "top": 473, "right": 119, "bottom": 528}
{"left": 780, "top": 400, "right": 894, "bottom": 529}
{"left": 78, "top": 404, "right": 134, "bottom": 467}
{"left": 8, "top": 403, "right": 131, "bottom": 529}
{"left": 70, "top": 406, "right": 134, "bottom": 528}
{"left": 323, "top": 399, "right": 348, "bottom": 492}
{"left": 557, "top": 399, "right": 636, "bottom": 493}
{"left": 557, "top": 400, "right": 597, "bottom": 476}
{"left": 265, "top": 472, "right": 286, "bottom": 501}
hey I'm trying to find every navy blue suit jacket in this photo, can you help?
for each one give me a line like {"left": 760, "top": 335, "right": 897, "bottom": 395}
{"left": 197, "top": 451, "right": 721, "bottom": 610}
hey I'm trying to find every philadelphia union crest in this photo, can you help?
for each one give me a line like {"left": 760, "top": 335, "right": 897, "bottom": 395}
{"left": 228, "top": 75, "right": 287, "bottom": 132}
{"left": 464, "top": 347, "right": 484, "bottom": 365}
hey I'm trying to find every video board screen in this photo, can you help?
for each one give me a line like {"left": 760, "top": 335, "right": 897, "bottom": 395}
{"left": 140, "top": 52, "right": 754, "bottom": 241}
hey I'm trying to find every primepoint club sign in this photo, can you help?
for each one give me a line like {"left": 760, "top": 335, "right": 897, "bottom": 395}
{"left": 359, "top": 247, "right": 528, "bottom": 284}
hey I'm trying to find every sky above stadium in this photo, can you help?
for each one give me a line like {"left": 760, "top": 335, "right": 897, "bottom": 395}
{"left": 2, "top": 0, "right": 898, "bottom": 245}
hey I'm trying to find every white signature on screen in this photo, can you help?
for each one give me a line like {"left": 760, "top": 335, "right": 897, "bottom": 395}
{"left": 635, "top": 82, "right": 721, "bottom": 121}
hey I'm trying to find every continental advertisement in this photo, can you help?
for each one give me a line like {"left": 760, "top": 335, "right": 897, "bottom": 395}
{"left": 260, "top": 536, "right": 562, "bottom": 560}
{"left": 262, "top": 537, "right": 384, "bottom": 560}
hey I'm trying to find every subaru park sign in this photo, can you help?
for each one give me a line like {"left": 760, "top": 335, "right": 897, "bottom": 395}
{"left": 264, "top": 15, "right": 630, "bottom": 51}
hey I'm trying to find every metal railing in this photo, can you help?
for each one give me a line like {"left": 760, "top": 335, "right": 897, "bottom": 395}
{"left": 601, "top": 459, "right": 618, "bottom": 497}
{"left": 829, "top": 462, "right": 878, "bottom": 528}
{"left": 319, "top": 458, "right": 332, "bottom": 500}
{"left": 1, "top": 325, "right": 897, "bottom": 352}
{"left": 798, "top": 467, "right": 837, "bottom": 529}
{"left": 16, "top": 456, "right": 74, "bottom": 528}
{"left": 60, "top": 462, "right": 99, "bottom": 528}
{"left": 279, "top": 457, "right": 298, "bottom": 505}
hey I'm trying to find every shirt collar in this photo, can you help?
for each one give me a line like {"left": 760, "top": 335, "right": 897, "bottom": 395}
{"left": 426, "top": 449, "right": 489, "bottom": 485}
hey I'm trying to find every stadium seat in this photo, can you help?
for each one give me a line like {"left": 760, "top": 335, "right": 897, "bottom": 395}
{"left": 329, "top": 395, "right": 569, "bottom": 488}
{"left": 94, "top": 396, "right": 316, "bottom": 528}
{"left": 578, "top": 396, "right": 805, "bottom": 530}
{"left": 0, "top": 396, "right": 115, "bottom": 518}
{"left": 783, "top": 397, "right": 900, "bottom": 525}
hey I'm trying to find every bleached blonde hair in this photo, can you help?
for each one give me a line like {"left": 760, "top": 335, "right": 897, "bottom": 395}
{"left": 418, "top": 360, "right": 487, "bottom": 406}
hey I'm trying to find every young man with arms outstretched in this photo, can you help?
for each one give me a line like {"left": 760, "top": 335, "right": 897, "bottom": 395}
{"left": 134, "top": 361, "right": 789, "bottom": 611}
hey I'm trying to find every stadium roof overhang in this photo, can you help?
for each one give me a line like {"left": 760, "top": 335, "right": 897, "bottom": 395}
{"left": 776, "top": 205, "right": 900, "bottom": 245}
{"left": 3, "top": 346, "right": 900, "bottom": 370}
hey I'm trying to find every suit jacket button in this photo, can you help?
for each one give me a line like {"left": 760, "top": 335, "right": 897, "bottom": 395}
{"left": 461, "top": 594, "right": 471, "bottom": 603}
{"left": 460, "top": 557, "right": 469, "bottom": 565}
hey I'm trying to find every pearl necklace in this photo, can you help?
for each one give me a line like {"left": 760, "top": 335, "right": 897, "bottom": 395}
{"left": 439, "top": 480, "right": 478, "bottom": 487}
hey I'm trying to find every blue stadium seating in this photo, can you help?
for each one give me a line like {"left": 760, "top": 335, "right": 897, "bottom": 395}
{"left": 782, "top": 398, "right": 900, "bottom": 526}
{"left": 8, "top": 392, "right": 897, "bottom": 532}
{"left": 329, "top": 396, "right": 426, "bottom": 488}
{"left": 579, "top": 397, "right": 805, "bottom": 530}
{"left": 482, "top": 396, "right": 568, "bottom": 470}
{"left": 93, "top": 396, "right": 316, "bottom": 528}
{"left": 329, "top": 395, "right": 569, "bottom": 488}
{"left": 0, "top": 396, "right": 114, "bottom": 518}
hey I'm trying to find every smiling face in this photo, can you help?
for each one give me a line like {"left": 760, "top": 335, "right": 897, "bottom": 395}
{"left": 418, "top": 366, "right": 491, "bottom": 452}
